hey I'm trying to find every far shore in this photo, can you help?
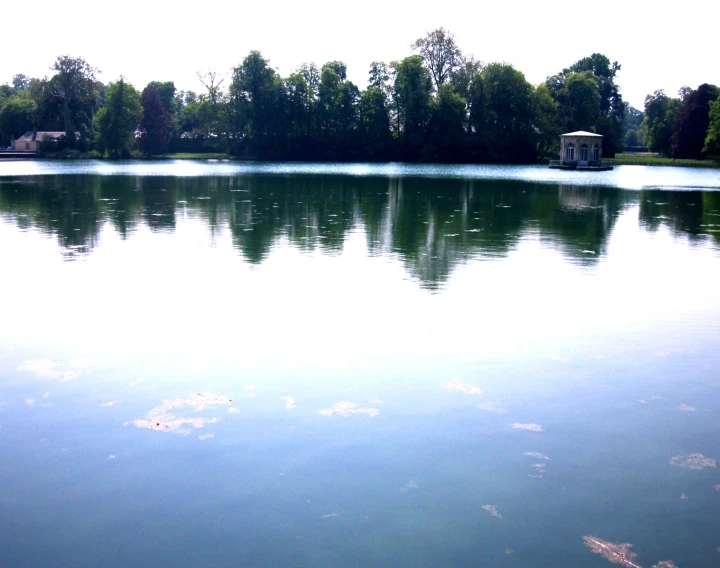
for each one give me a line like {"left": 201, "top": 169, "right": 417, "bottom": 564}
{"left": 2, "top": 151, "right": 720, "bottom": 169}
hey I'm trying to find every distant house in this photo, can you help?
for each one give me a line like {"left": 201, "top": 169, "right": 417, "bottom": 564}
{"left": 11, "top": 131, "right": 66, "bottom": 152}
{"left": 549, "top": 131, "right": 612, "bottom": 170}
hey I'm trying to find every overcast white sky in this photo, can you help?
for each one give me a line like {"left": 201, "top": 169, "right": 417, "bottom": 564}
{"left": 2, "top": 0, "right": 717, "bottom": 111}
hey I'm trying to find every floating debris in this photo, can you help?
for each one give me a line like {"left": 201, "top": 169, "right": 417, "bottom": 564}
{"left": 322, "top": 513, "right": 338, "bottom": 518}
{"left": 25, "top": 398, "right": 35, "bottom": 407}
{"left": 531, "top": 463, "right": 547, "bottom": 473}
{"left": 504, "top": 548, "right": 514, "bottom": 555}
{"left": 198, "top": 434, "right": 214, "bottom": 441}
{"left": 477, "top": 402, "right": 507, "bottom": 413}
{"left": 400, "top": 480, "right": 418, "bottom": 492}
{"left": 444, "top": 379, "right": 482, "bottom": 395}
{"left": 678, "top": 404, "right": 695, "bottom": 412}
{"left": 481, "top": 504, "right": 501, "bottom": 518}
{"left": 582, "top": 536, "right": 642, "bottom": 568}
{"left": 99, "top": 401, "right": 120, "bottom": 407}
{"left": 651, "top": 562, "right": 677, "bottom": 568}
{"left": 681, "top": 493, "right": 688, "bottom": 500}
{"left": 317, "top": 401, "right": 379, "bottom": 417}
{"left": 511, "top": 423, "right": 543, "bottom": 432}
{"left": 108, "top": 455, "right": 116, "bottom": 460}
{"left": 713, "top": 484, "right": 720, "bottom": 492}
{"left": 524, "top": 452, "right": 551, "bottom": 460}
{"left": 669, "top": 453, "right": 716, "bottom": 470}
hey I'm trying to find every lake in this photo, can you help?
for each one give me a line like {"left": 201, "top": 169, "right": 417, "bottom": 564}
{"left": 1, "top": 161, "right": 720, "bottom": 567}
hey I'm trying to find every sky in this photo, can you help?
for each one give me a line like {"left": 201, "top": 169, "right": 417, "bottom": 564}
{"left": 2, "top": 0, "right": 718, "bottom": 111}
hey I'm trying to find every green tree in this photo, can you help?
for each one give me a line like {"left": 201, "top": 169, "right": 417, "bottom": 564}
{"left": 671, "top": 83, "right": 719, "bottom": 159}
{"left": 0, "top": 95, "right": 37, "bottom": 139}
{"left": 27, "top": 77, "right": 64, "bottom": 131}
{"left": 283, "top": 71, "right": 314, "bottom": 151}
{"left": 424, "top": 83, "right": 467, "bottom": 161}
{"left": 12, "top": 74, "right": 30, "bottom": 91}
{"left": 391, "top": 55, "right": 433, "bottom": 157}
{"left": 703, "top": 98, "right": 720, "bottom": 158}
{"left": 468, "top": 72, "right": 488, "bottom": 153}
{"left": 546, "top": 54, "right": 626, "bottom": 155}
{"left": 229, "top": 51, "right": 283, "bottom": 156}
{"left": 50, "top": 56, "right": 99, "bottom": 147}
{"left": 411, "top": 27, "right": 463, "bottom": 91}
{"left": 368, "top": 61, "right": 390, "bottom": 91}
{"left": 641, "top": 90, "right": 681, "bottom": 155}
{"left": 94, "top": 77, "right": 142, "bottom": 158}
{"left": 450, "top": 56, "right": 483, "bottom": 106}
{"left": 532, "top": 83, "right": 560, "bottom": 157}
{"left": 316, "top": 64, "right": 360, "bottom": 158}
{"left": 482, "top": 63, "right": 535, "bottom": 162}
{"left": 359, "top": 86, "right": 391, "bottom": 158}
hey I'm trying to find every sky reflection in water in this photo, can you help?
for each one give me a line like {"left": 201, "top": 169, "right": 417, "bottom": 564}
{"left": 1, "top": 163, "right": 720, "bottom": 567}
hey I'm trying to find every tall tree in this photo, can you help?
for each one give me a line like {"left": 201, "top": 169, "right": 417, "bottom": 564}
{"left": 392, "top": 55, "right": 433, "bottom": 158}
{"left": 546, "top": 54, "right": 626, "bottom": 155}
{"left": 641, "top": 90, "right": 681, "bottom": 155}
{"left": 703, "top": 98, "right": 720, "bottom": 158}
{"left": 359, "top": 86, "right": 391, "bottom": 159}
{"left": 229, "top": 51, "right": 282, "bottom": 156}
{"left": 424, "top": 83, "right": 467, "bottom": 161}
{"left": 532, "top": 83, "right": 560, "bottom": 157}
{"left": 368, "top": 61, "right": 390, "bottom": 91}
{"left": 139, "top": 83, "right": 176, "bottom": 154}
{"left": 94, "top": 77, "right": 142, "bottom": 158}
{"left": 50, "top": 56, "right": 99, "bottom": 147}
{"left": 411, "top": 27, "right": 463, "bottom": 91}
{"left": 671, "top": 83, "right": 719, "bottom": 159}
{"left": 482, "top": 63, "right": 535, "bottom": 162}
{"left": 12, "top": 74, "right": 30, "bottom": 91}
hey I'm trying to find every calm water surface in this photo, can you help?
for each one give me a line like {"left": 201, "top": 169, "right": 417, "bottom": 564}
{"left": 1, "top": 161, "right": 720, "bottom": 567}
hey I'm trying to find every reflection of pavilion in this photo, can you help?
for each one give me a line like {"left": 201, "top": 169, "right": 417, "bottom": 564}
{"left": 557, "top": 185, "right": 600, "bottom": 210}
{"left": 549, "top": 131, "right": 613, "bottom": 170}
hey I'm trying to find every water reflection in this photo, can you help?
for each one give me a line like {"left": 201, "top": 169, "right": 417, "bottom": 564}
{"left": 4, "top": 172, "right": 702, "bottom": 287}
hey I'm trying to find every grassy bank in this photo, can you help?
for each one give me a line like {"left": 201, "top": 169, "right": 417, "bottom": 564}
{"left": 613, "top": 153, "right": 720, "bottom": 168}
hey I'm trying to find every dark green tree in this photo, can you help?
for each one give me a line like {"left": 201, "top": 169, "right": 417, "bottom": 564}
{"left": 49, "top": 56, "right": 99, "bottom": 147}
{"left": 139, "top": 82, "right": 177, "bottom": 154}
{"left": 359, "top": 86, "right": 391, "bottom": 158}
{"left": 703, "top": 98, "right": 720, "bottom": 158}
{"left": 391, "top": 55, "right": 433, "bottom": 158}
{"left": 641, "top": 90, "right": 681, "bottom": 155}
{"left": 0, "top": 95, "right": 37, "bottom": 139}
{"left": 532, "top": 83, "right": 560, "bottom": 157}
{"left": 94, "top": 77, "right": 142, "bottom": 158}
{"left": 229, "top": 51, "right": 283, "bottom": 156}
{"left": 671, "top": 83, "right": 719, "bottom": 159}
{"left": 424, "top": 83, "right": 467, "bottom": 161}
{"left": 482, "top": 63, "right": 535, "bottom": 162}
{"left": 546, "top": 54, "right": 626, "bottom": 155}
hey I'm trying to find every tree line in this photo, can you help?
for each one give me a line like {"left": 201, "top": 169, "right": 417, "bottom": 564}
{"left": 634, "top": 84, "right": 720, "bottom": 159}
{"left": 0, "top": 29, "right": 718, "bottom": 162}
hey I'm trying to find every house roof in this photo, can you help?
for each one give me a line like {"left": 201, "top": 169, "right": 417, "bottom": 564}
{"left": 16, "top": 131, "right": 66, "bottom": 142}
{"left": 561, "top": 131, "right": 602, "bottom": 137}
